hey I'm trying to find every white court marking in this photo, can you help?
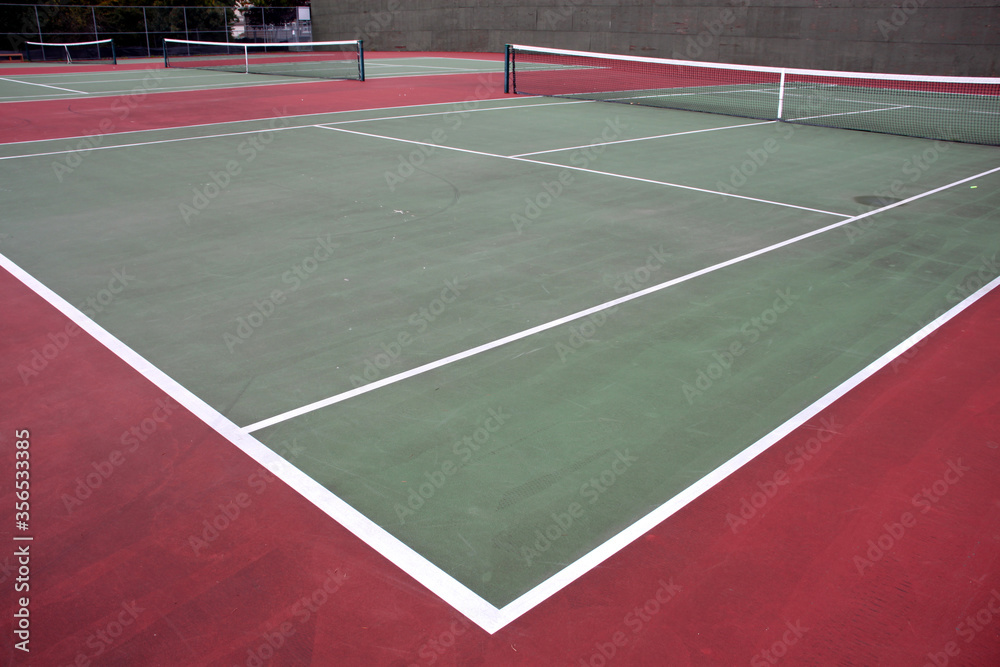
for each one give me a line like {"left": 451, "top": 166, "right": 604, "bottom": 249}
{"left": 5, "top": 93, "right": 998, "bottom": 632}
{"left": 245, "top": 162, "right": 1000, "bottom": 433}
{"left": 0, "top": 75, "right": 87, "bottom": 94}
{"left": 510, "top": 119, "right": 774, "bottom": 157}
{"left": 317, "top": 124, "right": 851, "bottom": 217}
{"left": 0, "top": 99, "right": 587, "bottom": 161}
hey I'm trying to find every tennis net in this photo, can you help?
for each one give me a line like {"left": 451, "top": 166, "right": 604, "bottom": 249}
{"left": 505, "top": 45, "right": 1000, "bottom": 146}
{"left": 164, "top": 39, "right": 364, "bottom": 81}
{"left": 25, "top": 39, "right": 116, "bottom": 65}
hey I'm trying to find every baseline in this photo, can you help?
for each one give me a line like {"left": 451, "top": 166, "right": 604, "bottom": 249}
{"left": 496, "top": 271, "right": 1000, "bottom": 627}
{"left": 0, "top": 249, "right": 507, "bottom": 633}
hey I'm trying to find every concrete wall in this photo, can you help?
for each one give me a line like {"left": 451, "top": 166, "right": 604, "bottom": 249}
{"left": 313, "top": 0, "right": 1000, "bottom": 76}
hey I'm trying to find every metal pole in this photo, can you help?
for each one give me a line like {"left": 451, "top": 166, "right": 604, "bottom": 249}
{"left": 143, "top": 7, "right": 150, "bottom": 58}
{"left": 183, "top": 6, "right": 188, "bottom": 42}
{"left": 34, "top": 5, "right": 42, "bottom": 44}
{"left": 92, "top": 6, "right": 98, "bottom": 43}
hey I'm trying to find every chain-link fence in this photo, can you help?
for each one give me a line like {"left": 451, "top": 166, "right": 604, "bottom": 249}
{"left": 1, "top": 3, "right": 310, "bottom": 58}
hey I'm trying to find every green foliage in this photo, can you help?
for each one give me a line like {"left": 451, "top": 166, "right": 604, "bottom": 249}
{"left": 1, "top": 0, "right": 311, "bottom": 51}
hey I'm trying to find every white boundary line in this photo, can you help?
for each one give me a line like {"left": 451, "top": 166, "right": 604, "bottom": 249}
{"left": 245, "top": 162, "right": 1000, "bottom": 433}
{"left": 0, "top": 96, "right": 556, "bottom": 147}
{"left": 509, "top": 120, "right": 774, "bottom": 157}
{"left": 0, "top": 125, "right": 305, "bottom": 162}
{"left": 0, "top": 99, "right": 578, "bottom": 158}
{"left": 1, "top": 150, "right": 996, "bottom": 636}
{"left": 494, "top": 271, "right": 1000, "bottom": 627}
{"left": 316, "top": 124, "right": 851, "bottom": 218}
{"left": 6, "top": 72, "right": 245, "bottom": 84}
{"left": 0, "top": 250, "right": 506, "bottom": 632}
{"left": 0, "top": 101, "right": 584, "bottom": 161}
{"left": 0, "top": 75, "right": 87, "bottom": 94}
{"left": 321, "top": 99, "right": 589, "bottom": 126}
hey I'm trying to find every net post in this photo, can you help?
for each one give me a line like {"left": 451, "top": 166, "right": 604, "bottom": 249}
{"left": 244, "top": 44, "right": 249, "bottom": 75}
{"left": 504, "top": 44, "right": 511, "bottom": 94}
{"left": 777, "top": 69, "right": 786, "bottom": 121}
{"left": 110, "top": 39, "right": 116, "bottom": 66}
{"left": 63, "top": 44, "right": 71, "bottom": 65}
{"left": 358, "top": 40, "right": 365, "bottom": 81}
{"left": 163, "top": 39, "right": 169, "bottom": 68}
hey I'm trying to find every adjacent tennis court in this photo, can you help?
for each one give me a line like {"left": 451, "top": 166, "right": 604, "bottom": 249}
{"left": 0, "top": 54, "right": 503, "bottom": 101}
{"left": 2, "top": 46, "right": 999, "bottom": 664}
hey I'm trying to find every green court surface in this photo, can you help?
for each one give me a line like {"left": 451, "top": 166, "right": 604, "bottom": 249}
{"left": 0, "top": 56, "right": 502, "bottom": 102}
{"left": 1, "top": 94, "right": 998, "bottom": 606}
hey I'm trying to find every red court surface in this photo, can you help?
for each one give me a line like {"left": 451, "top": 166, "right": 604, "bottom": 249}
{"left": 1, "top": 56, "right": 999, "bottom": 666}
{"left": 2, "top": 232, "right": 999, "bottom": 666}
{"left": 0, "top": 68, "right": 509, "bottom": 144}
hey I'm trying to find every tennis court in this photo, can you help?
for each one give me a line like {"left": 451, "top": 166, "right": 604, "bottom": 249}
{"left": 2, "top": 49, "right": 1000, "bottom": 665}
{"left": 0, "top": 55, "right": 504, "bottom": 102}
